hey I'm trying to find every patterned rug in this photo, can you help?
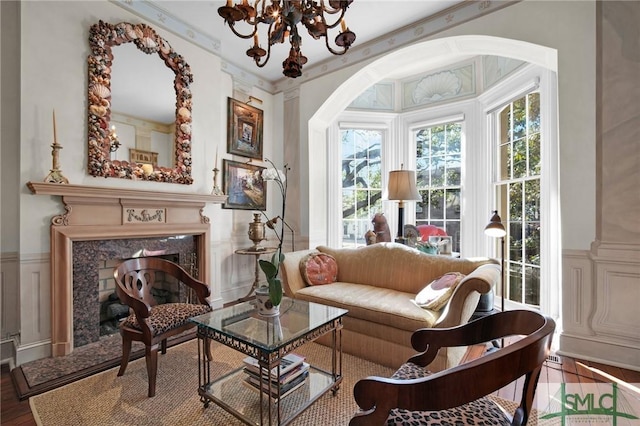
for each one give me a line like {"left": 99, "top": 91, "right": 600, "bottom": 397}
{"left": 29, "top": 339, "right": 538, "bottom": 425}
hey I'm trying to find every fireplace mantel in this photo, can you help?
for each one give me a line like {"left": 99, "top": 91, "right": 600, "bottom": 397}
{"left": 27, "top": 181, "right": 226, "bottom": 356}
{"left": 27, "top": 182, "right": 226, "bottom": 204}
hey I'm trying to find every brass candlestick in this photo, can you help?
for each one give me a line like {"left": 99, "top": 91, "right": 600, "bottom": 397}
{"left": 44, "top": 110, "right": 69, "bottom": 184}
{"left": 211, "top": 167, "right": 224, "bottom": 195}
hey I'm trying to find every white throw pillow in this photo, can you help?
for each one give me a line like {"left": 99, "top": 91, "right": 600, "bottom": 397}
{"left": 413, "top": 272, "right": 466, "bottom": 311}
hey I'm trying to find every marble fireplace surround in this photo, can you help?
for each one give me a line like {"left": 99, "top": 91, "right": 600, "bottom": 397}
{"left": 27, "top": 182, "right": 225, "bottom": 357}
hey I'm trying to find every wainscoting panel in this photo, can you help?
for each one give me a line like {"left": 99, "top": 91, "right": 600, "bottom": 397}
{"left": 561, "top": 250, "right": 594, "bottom": 335}
{"left": 558, "top": 246, "right": 640, "bottom": 371}
{"left": 1, "top": 252, "right": 19, "bottom": 340}
{"left": 17, "top": 253, "right": 51, "bottom": 365}
{"left": 592, "top": 261, "right": 640, "bottom": 341}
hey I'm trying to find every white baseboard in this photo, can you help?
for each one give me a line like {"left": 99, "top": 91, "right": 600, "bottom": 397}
{"left": 15, "top": 339, "right": 51, "bottom": 366}
{"left": 1, "top": 338, "right": 17, "bottom": 369}
{"left": 558, "top": 332, "right": 640, "bottom": 373}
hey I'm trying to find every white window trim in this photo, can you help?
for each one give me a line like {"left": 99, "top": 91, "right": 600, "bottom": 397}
{"left": 328, "top": 64, "right": 560, "bottom": 320}
{"left": 330, "top": 112, "right": 397, "bottom": 248}
{"left": 400, "top": 100, "right": 483, "bottom": 256}
{"left": 478, "top": 64, "right": 561, "bottom": 319}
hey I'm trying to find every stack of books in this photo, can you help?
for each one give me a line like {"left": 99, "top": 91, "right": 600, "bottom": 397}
{"left": 242, "top": 353, "right": 310, "bottom": 399}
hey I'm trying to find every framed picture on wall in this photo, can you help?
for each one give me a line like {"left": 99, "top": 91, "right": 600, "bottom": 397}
{"left": 226, "top": 98, "right": 263, "bottom": 160}
{"left": 222, "top": 159, "right": 266, "bottom": 210}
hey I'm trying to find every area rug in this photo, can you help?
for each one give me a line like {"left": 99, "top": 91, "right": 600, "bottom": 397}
{"left": 29, "top": 339, "right": 538, "bottom": 425}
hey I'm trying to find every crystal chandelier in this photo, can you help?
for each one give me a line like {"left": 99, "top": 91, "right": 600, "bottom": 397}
{"left": 218, "top": 0, "right": 356, "bottom": 78}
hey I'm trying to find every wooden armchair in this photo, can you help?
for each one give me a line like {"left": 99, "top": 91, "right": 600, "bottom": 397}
{"left": 114, "top": 257, "right": 212, "bottom": 397}
{"left": 350, "top": 310, "right": 555, "bottom": 425}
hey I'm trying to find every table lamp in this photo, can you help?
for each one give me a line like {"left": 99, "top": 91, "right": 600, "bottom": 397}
{"left": 387, "top": 166, "right": 421, "bottom": 244}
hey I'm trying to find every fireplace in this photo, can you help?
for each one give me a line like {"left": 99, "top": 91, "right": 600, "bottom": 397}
{"left": 27, "top": 182, "right": 226, "bottom": 357}
{"left": 73, "top": 236, "right": 197, "bottom": 347}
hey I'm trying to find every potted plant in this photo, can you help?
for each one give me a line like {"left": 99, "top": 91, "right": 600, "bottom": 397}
{"left": 255, "top": 160, "right": 289, "bottom": 316}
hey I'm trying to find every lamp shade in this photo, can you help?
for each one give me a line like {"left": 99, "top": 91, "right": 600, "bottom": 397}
{"left": 484, "top": 210, "right": 506, "bottom": 237}
{"left": 387, "top": 170, "right": 421, "bottom": 201}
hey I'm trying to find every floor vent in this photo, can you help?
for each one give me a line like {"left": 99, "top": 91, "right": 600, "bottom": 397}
{"left": 546, "top": 353, "right": 562, "bottom": 364}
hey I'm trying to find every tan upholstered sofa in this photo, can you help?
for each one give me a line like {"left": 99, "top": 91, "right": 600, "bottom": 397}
{"left": 280, "top": 243, "right": 500, "bottom": 371}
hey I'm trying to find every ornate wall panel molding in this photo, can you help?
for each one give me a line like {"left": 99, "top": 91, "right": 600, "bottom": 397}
{"left": 592, "top": 261, "right": 640, "bottom": 341}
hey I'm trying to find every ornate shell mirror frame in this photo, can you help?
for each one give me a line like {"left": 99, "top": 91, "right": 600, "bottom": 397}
{"left": 87, "top": 21, "right": 194, "bottom": 184}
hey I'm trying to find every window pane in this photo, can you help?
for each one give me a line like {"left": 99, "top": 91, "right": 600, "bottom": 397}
{"left": 513, "top": 97, "right": 526, "bottom": 140}
{"left": 500, "top": 142, "right": 511, "bottom": 181}
{"left": 500, "top": 105, "right": 511, "bottom": 143}
{"left": 513, "top": 138, "right": 527, "bottom": 179}
{"left": 414, "top": 121, "right": 462, "bottom": 252}
{"left": 524, "top": 180, "right": 539, "bottom": 222}
{"left": 528, "top": 133, "right": 541, "bottom": 176}
{"left": 495, "top": 92, "right": 542, "bottom": 308}
{"left": 429, "top": 189, "right": 445, "bottom": 219}
{"left": 524, "top": 266, "right": 540, "bottom": 305}
{"left": 431, "top": 157, "right": 445, "bottom": 186}
{"left": 525, "top": 221, "right": 540, "bottom": 265}
{"left": 509, "top": 182, "right": 522, "bottom": 221}
{"left": 509, "top": 222, "right": 522, "bottom": 262}
{"left": 341, "top": 129, "right": 383, "bottom": 248}
{"left": 446, "top": 154, "right": 461, "bottom": 186}
{"left": 446, "top": 124, "right": 461, "bottom": 154}
{"left": 528, "top": 93, "right": 540, "bottom": 134}
{"left": 509, "top": 263, "right": 523, "bottom": 303}
{"left": 446, "top": 189, "right": 461, "bottom": 219}
{"left": 431, "top": 126, "right": 445, "bottom": 154}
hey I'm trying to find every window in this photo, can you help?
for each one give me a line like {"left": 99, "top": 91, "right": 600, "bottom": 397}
{"left": 494, "top": 92, "right": 541, "bottom": 307}
{"left": 341, "top": 129, "right": 383, "bottom": 248}
{"left": 414, "top": 121, "right": 463, "bottom": 252}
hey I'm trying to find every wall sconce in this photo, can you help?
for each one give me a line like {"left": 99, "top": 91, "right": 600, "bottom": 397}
{"left": 387, "top": 165, "right": 421, "bottom": 244}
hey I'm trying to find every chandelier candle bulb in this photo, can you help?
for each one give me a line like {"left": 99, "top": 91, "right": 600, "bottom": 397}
{"left": 341, "top": 18, "right": 347, "bottom": 32}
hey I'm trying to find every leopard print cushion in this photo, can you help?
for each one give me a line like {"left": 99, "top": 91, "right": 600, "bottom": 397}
{"left": 386, "top": 362, "right": 509, "bottom": 425}
{"left": 391, "top": 362, "right": 431, "bottom": 380}
{"left": 121, "top": 303, "right": 212, "bottom": 336}
{"left": 386, "top": 397, "right": 510, "bottom": 425}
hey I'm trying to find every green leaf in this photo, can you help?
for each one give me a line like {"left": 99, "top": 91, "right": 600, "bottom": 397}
{"left": 268, "top": 278, "right": 283, "bottom": 306}
{"left": 259, "top": 259, "right": 278, "bottom": 279}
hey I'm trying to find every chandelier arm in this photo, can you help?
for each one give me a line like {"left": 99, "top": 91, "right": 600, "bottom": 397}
{"left": 324, "top": 37, "right": 349, "bottom": 56}
{"left": 227, "top": 23, "right": 258, "bottom": 39}
{"left": 253, "top": 40, "right": 273, "bottom": 68}
{"left": 323, "top": 9, "right": 346, "bottom": 29}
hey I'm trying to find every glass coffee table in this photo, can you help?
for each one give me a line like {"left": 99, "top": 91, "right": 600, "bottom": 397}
{"left": 190, "top": 297, "right": 348, "bottom": 426}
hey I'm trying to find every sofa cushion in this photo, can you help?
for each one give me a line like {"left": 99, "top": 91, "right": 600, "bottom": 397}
{"left": 317, "top": 243, "right": 494, "bottom": 294}
{"left": 295, "top": 282, "right": 440, "bottom": 331}
{"left": 413, "top": 272, "right": 466, "bottom": 311}
{"left": 299, "top": 253, "right": 338, "bottom": 285}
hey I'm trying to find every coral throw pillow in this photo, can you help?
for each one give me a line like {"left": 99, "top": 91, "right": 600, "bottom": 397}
{"left": 299, "top": 253, "right": 338, "bottom": 285}
{"left": 413, "top": 272, "right": 466, "bottom": 311}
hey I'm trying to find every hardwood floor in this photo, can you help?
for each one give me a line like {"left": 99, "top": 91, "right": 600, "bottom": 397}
{"left": 1, "top": 364, "right": 36, "bottom": 425}
{"left": 2, "top": 347, "right": 638, "bottom": 425}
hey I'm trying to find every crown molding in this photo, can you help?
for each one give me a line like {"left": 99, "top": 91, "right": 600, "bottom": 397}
{"left": 112, "top": 0, "right": 519, "bottom": 94}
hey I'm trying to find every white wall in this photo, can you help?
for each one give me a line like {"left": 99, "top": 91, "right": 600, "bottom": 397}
{"left": 8, "top": 1, "right": 281, "bottom": 364}
{"left": 297, "top": 0, "right": 596, "bottom": 252}
{"left": 293, "top": 1, "right": 639, "bottom": 370}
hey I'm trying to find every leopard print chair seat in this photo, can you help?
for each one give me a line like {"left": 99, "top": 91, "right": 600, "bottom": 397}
{"left": 114, "top": 257, "right": 212, "bottom": 397}
{"left": 385, "top": 362, "right": 510, "bottom": 425}
{"left": 350, "top": 310, "right": 555, "bottom": 426}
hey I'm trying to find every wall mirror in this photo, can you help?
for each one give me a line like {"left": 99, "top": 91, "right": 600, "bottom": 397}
{"left": 87, "top": 21, "right": 193, "bottom": 184}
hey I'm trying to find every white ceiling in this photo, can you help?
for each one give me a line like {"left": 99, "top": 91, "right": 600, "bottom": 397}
{"left": 151, "top": 1, "right": 465, "bottom": 83}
